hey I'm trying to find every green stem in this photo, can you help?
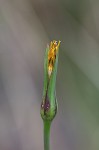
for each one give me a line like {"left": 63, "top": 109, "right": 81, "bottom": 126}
{"left": 44, "top": 121, "right": 51, "bottom": 150}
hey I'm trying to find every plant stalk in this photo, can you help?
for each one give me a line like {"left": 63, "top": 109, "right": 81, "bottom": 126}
{"left": 44, "top": 121, "right": 51, "bottom": 150}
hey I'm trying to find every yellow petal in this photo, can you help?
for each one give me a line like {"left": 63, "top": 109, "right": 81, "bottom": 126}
{"left": 48, "top": 40, "right": 61, "bottom": 77}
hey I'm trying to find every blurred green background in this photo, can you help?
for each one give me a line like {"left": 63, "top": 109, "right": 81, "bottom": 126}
{"left": 0, "top": 0, "right": 99, "bottom": 150}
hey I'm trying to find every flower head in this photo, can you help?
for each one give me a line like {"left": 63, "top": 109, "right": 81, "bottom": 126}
{"left": 41, "top": 40, "right": 61, "bottom": 122}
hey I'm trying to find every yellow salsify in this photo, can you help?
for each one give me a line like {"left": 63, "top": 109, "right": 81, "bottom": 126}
{"left": 48, "top": 40, "right": 61, "bottom": 77}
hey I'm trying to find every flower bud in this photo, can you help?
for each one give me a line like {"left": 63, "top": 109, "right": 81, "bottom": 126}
{"left": 41, "top": 40, "right": 61, "bottom": 121}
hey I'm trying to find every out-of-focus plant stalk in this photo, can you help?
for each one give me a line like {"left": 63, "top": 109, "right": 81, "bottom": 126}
{"left": 40, "top": 40, "right": 61, "bottom": 150}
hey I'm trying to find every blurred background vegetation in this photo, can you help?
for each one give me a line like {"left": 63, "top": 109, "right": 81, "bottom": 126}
{"left": 0, "top": 0, "right": 99, "bottom": 150}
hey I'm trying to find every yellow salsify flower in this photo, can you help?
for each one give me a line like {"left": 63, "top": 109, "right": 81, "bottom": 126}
{"left": 41, "top": 39, "right": 61, "bottom": 122}
{"left": 48, "top": 40, "right": 61, "bottom": 77}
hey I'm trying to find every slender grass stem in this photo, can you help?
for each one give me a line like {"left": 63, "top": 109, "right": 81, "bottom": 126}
{"left": 44, "top": 121, "right": 51, "bottom": 150}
